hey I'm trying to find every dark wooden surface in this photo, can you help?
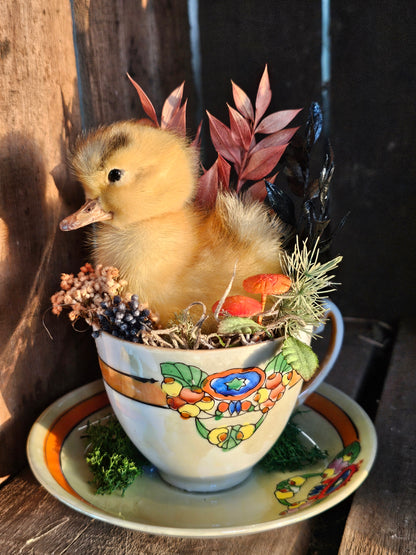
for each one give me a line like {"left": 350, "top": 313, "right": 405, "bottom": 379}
{"left": 339, "top": 319, "right": 416, "bottom": 555}
{"left": 1, "top": 319, "right": 414, "bottom": 554}
{"left": 329, "top": 1, "right": 416, "bottom": 321}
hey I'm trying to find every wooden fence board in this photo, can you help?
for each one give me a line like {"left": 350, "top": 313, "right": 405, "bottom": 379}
{"left": 0, "top": 1, "right": 98, "bottom": 480}
{"left": 0, "top": 0, "right": 196, "bottom": 479}
{"left": 198, "top": 1, "right": 322, "bottom": 164}
{"left": 330, "top": 2, "right": 416, "bottom": 321}
{"left": 72, "top": 0, "right": 195, "bottom": 129}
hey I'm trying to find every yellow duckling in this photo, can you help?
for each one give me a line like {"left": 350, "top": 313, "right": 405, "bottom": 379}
{"left": 60, "top": 120, "right": 283, "bottom": 327}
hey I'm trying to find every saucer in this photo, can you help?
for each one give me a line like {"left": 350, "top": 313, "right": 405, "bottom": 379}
{"left": 27, "top": 380, "right": 377, "bottom": 538}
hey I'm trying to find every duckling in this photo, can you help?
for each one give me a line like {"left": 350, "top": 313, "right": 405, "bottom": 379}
{"left": 60, "top": 120, "right": 283, "bottom": 328}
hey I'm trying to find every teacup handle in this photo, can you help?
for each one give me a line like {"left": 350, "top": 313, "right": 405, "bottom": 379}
{"left": 297, "top": 299, "right": 344, "bottom": 405}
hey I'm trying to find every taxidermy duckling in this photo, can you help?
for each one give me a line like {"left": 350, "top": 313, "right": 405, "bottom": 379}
{"left": 60, "top": 121, "right": 283, "bottom": 327}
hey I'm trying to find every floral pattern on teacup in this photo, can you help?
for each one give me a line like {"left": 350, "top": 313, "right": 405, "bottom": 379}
{"left": 160, "top": 352, "right": 301, "bottom": 450}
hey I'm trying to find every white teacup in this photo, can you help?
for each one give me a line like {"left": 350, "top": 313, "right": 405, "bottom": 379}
{"left": 94, "top": 300, "right": 343, "bottom": 492}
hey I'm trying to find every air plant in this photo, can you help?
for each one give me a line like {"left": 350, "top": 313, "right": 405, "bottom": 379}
{"left": 279, "top": 238, "right": 343, "bottom": 337}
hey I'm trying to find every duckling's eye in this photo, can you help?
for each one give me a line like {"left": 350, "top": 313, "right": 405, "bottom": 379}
{"left": 108, "top": 169, "right": 123, "bottom": 183}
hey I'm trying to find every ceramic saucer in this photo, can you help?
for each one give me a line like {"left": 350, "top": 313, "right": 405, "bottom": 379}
{"left": 27, "top": 380, "right": 377, "bottom": 538}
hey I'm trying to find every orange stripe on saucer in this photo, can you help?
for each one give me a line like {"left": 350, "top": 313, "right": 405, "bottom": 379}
{"left": 44, "top": 391, "right": 109, "bottom": 501}
{"left": 304, "top": 392, "right": 359, "bottom": 447}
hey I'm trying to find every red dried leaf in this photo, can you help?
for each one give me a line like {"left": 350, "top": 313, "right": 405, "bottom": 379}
{"left": 191, "top": 120, "right": 203, "bottom": 149}
{"left": 127, "top": 73, "right": 159, "bottom": 126}
{"left": 231, "top": 80, "right": 255, "bottom": 121}
{"left": 241, "top": 144, "right": 288, "bottom": 181}
{"left": 161, "top": 82, "right": 185, "bottom": 128}
{"left": 207, "top": 111, "right": 242, "bottom": 166}
{"left": 250, "top": 127, "right": 299, "bottom": 153}
{"left": 246, "top": 180, "right": 268, "bottom": 202}
{"left": 266, "top": 172, "right": 279, "bottom": 184}
{"left": 254, "top": 65, "right": 272, "bottom": 126}
{"left": 255, "top": 109, "right": 302, "bottom": 134}
{"left": 217, "top": 154, "right": 231, "bottom": 190}
{"left": 227, "top": 104, "right": 252, "bottom": 150}
{"left": 166, "top": 99, "right": 187, "bottom": 136}
{"left": 195, "top": 161, "right": 219, "bottom": 208}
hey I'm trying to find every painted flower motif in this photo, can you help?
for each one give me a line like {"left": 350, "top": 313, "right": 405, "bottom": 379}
{"left": 275, "top": 441, "right": 362, "bottom": 513}
{"left": 208, "top": 426, "right": 229, "bottom": 446}
{"left": 326, "top": 452, "right": 353, "bottom": 474}
{"left": 203, "top": 368, "right": 267, "bottom": 417}
{"left": 237, "top": 423, "right": 256, "bottom": 440}
{"left": 159, "top": 354, "right": 297, "bottom": 450}
{"left": 308, "top": 464, "right": 360, "bottom": 500}
{"left": 199, "top": 418, "right": 265, "bottom": 451}
{"left": 204, "top": 368, "right": 265, "bottom": 400}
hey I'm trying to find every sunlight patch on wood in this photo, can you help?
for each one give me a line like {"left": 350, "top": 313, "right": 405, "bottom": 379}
{"left": 0, "top": 218, "right": 9, "bottom": 262}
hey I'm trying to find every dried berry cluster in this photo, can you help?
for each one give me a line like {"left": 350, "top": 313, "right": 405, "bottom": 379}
{"left": 50, "top": 263, "right": 128, "bottom": 324}
{"left": 94, "top": 295, "right": 153, "bottom": 342}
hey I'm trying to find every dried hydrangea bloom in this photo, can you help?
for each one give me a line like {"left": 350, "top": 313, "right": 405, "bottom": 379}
{"left": 50, "top": 264, "right": 129, "bottom": 324}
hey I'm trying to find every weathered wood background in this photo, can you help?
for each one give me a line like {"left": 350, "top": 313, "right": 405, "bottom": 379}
{"left": 0, "top": 0, "right": 415, "bottom": 486}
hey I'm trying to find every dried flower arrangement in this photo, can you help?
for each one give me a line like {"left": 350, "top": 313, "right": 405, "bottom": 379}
{"left": 51, "top": 66, "right": 342, "bottom": 382}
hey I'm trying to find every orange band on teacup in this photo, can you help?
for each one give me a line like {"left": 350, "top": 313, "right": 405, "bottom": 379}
{"left": 99, "top": 358, "right": 168, "bottom": 407}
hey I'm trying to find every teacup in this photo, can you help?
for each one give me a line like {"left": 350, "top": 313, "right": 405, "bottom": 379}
{"left": 94, "top": 300, "right": 343, "bottom": 492}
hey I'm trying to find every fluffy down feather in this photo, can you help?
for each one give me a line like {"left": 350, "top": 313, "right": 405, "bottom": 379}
{"left": 60, "top": 120, "right": 284, "bottom": 328}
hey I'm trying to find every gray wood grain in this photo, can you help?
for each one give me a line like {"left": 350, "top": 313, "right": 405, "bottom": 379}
{"left": 339, "top": 319, "right": 416, "bottom": 554}
{"left": 72, "top": 0, "right": 195, "bottom": 129}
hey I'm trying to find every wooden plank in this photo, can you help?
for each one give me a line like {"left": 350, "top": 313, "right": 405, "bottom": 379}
{"left": 0, "top": 0, "right": 99, "bottom": 480}
{"left": 0, "top": 470, "right": 312, "bottom": 555}
{"left": 72, "top": 0, "right": 195, "bottom": 129}
{"left": 199, "top": 1, "right": 322, "bottom": 115}
{"left": 339, "top": 319, "right": 416, "bottom": 554}
{"left": 198, "top": 1, "right": 322, "bottom": 165}
{"left": 306, "top": 317, "right": 384, "bottom": 552}
{"left": 330, "top": 2, "right": 416, "bottom": 321}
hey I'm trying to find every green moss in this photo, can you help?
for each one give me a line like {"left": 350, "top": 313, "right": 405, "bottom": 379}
{"left": 259, "top": 412, "right": 327, "bottom": 472}
{"left": 82, "top": 416, "right": 149, "bottom": 495}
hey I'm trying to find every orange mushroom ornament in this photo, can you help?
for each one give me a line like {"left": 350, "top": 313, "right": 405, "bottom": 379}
{"left": 212, "top": 295, "right": 263, "bottom": 318}
{"left": 243, "top": 273, "right": 292, "bottom": 323}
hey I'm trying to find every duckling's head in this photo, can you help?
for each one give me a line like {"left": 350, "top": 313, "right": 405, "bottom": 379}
{"left": 60, "top": 121, "right": 198, "bottom": 230}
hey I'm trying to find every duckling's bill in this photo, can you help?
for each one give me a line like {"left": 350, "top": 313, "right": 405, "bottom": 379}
{"left": 60, "top": 198, "right": 113, "bottom": 231}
